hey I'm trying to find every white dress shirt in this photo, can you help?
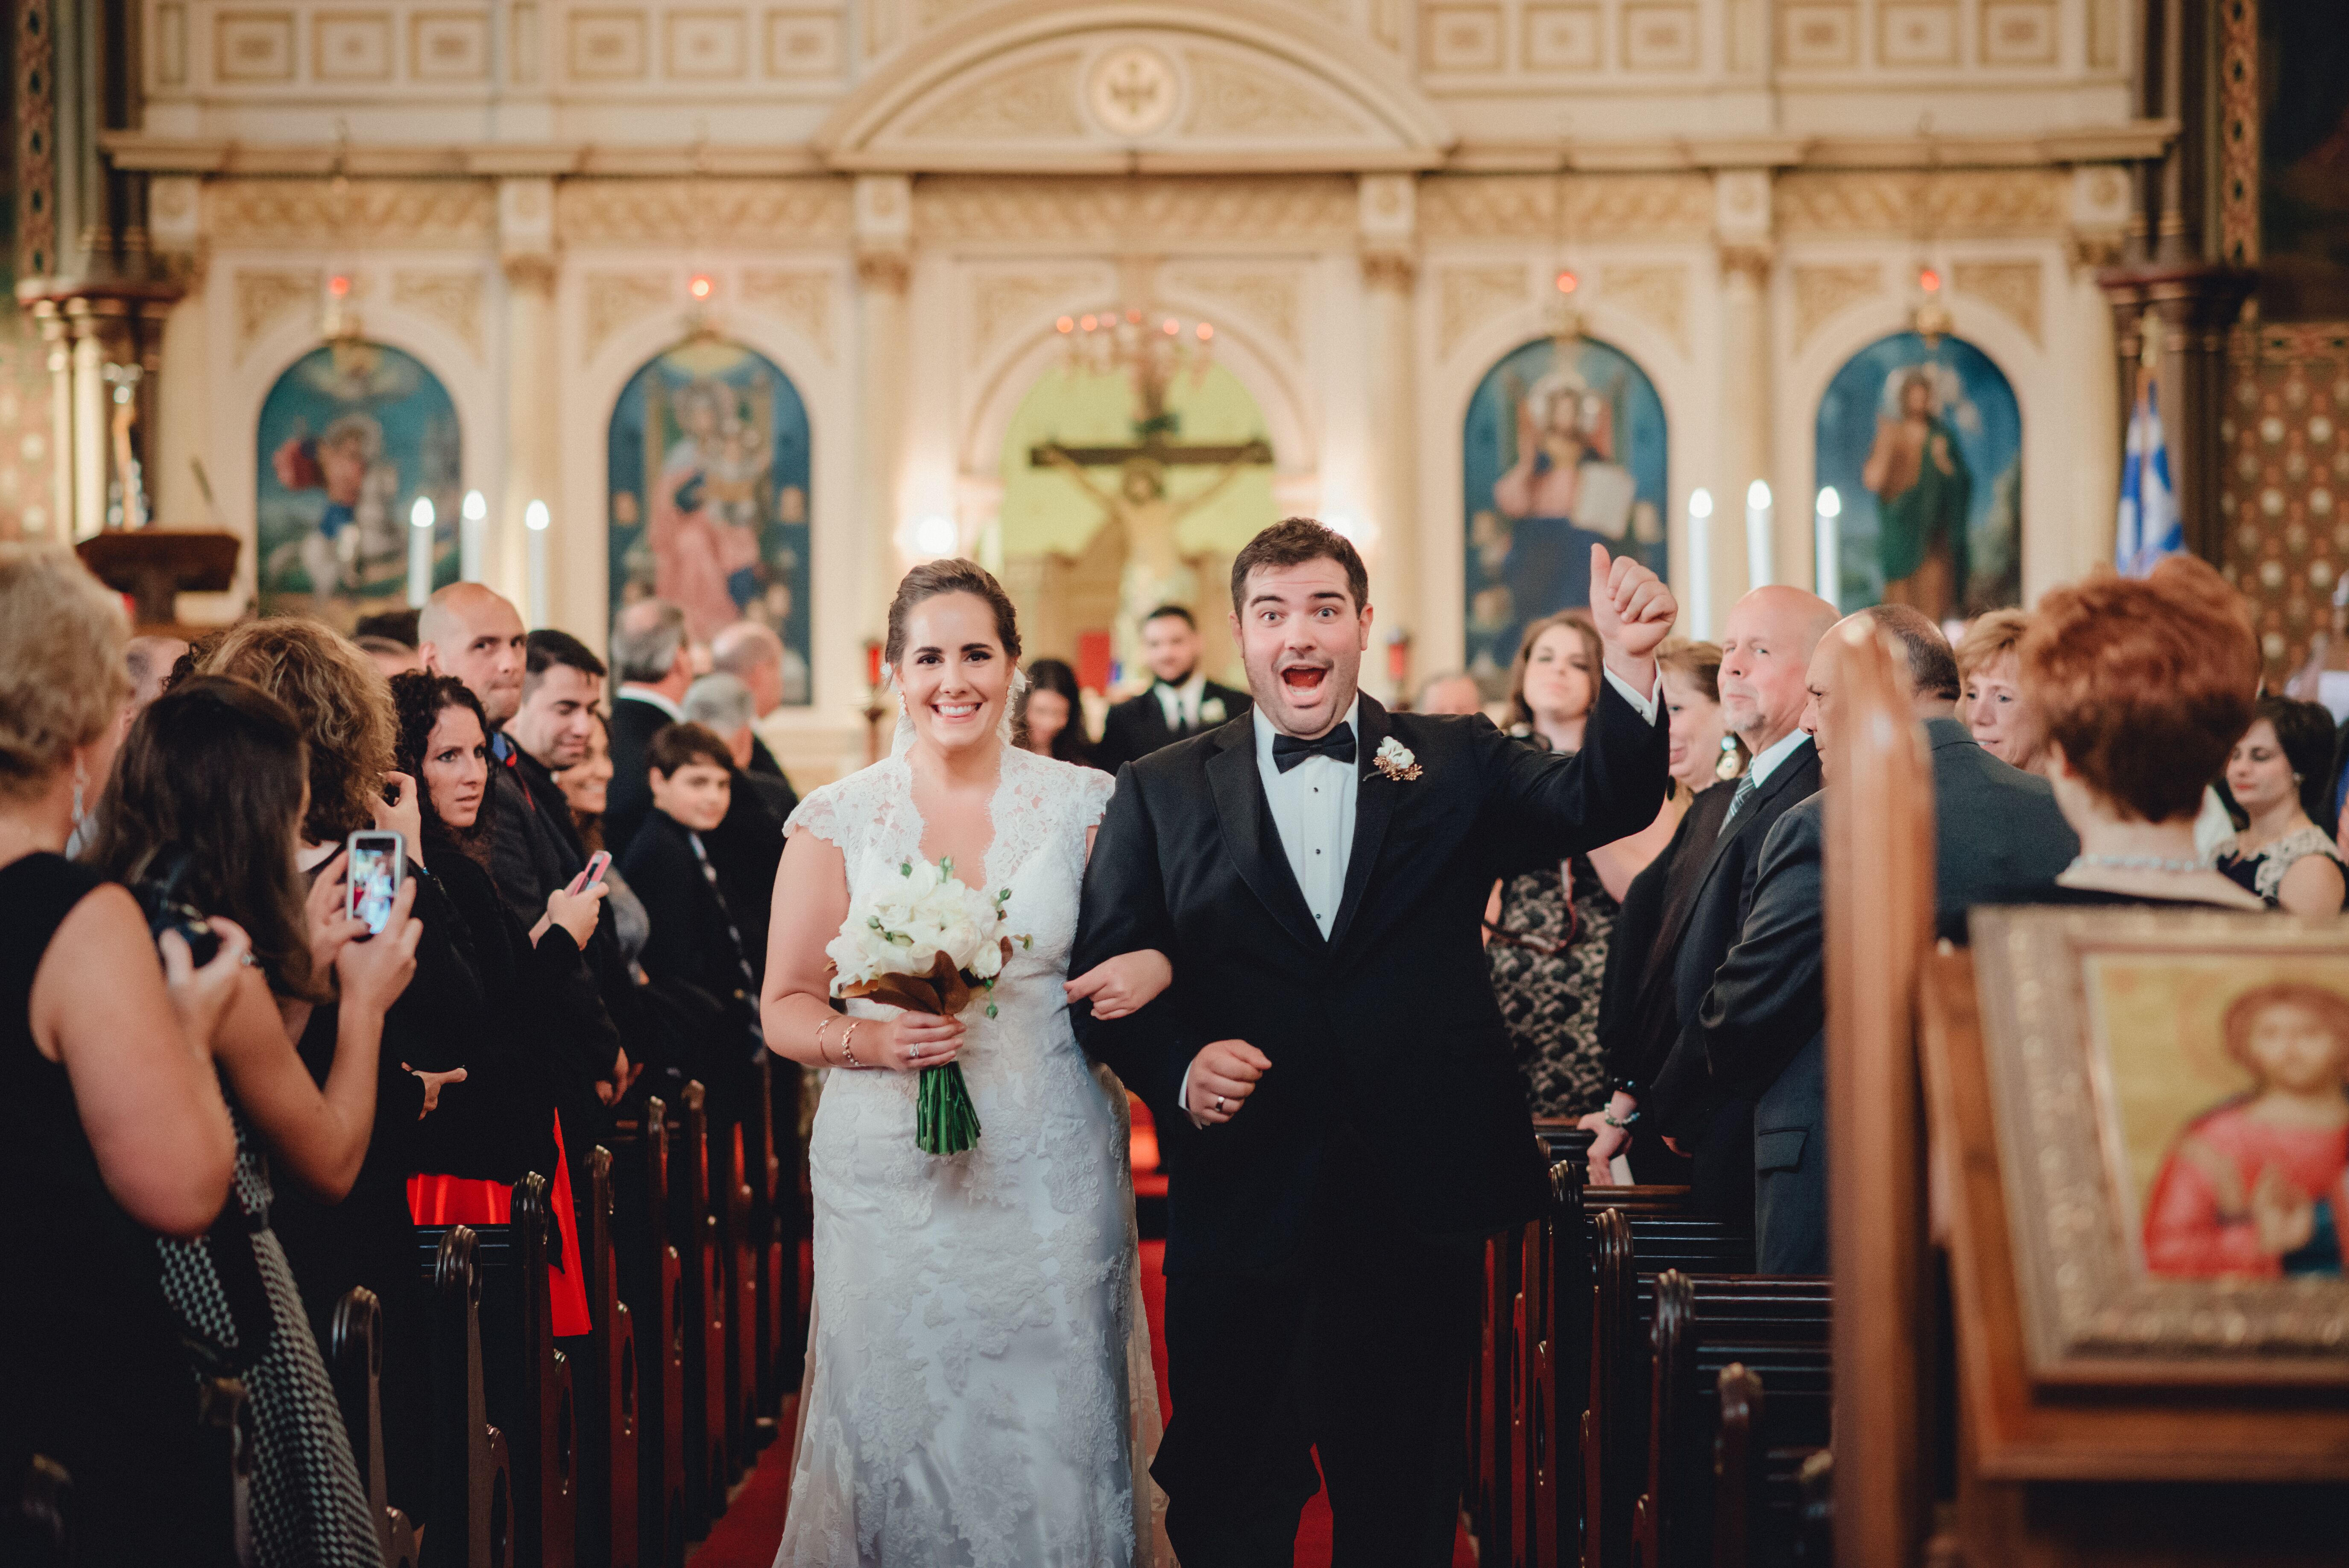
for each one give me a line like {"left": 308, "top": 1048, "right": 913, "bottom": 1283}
{"left": 1742, "top": 725, "right": 1812, "bottom": 790}
{"left": 1152, "top": 671, "right": 1207, "bottom": 732}
{"left": 619, "top": 684, "right": 685, "bottom": 722}
{"left": 1177, "top": 664, "right": 1662, "bottom": 1120}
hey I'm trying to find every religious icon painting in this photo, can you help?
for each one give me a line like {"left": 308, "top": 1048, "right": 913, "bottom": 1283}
{"left": 1969, "top": 907, "right": 2349, "bottom": 1385}
{"left": 607, "top": 338, "right": 813, "bottom": 704}
{"left": 1461, "top": 335, "right": 1668, "bottom": 691}
{"left": 1814, "top": 332, "right": 2021, "bottom": 621}
{"left": 254, "top": 340, "right": 462, "bottom": 627}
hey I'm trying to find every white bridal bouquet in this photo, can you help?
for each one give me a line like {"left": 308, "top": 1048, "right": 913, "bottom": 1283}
{"left": 826, "top": 856, "right": 1027, "bottom": 1155}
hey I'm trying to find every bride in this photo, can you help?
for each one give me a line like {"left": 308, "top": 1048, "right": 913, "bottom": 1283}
{"left": 761, "top": 559, "right": 1175, "bottom": 1566}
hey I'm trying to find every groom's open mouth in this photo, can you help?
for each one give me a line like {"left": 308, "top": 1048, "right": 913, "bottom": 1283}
{"left": 1279, "top": 665, "right": 1329, "bottom": 696}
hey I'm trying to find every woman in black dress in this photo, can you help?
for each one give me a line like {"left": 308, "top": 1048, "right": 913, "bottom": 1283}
{"left": 89, "top": 676, "right": 426, "bottom": 1568}
{"left": 0, "top": 545, "right": 245, "bottom": 1567}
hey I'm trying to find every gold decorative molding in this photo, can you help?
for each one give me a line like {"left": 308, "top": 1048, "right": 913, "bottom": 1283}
{"left": 1181, "top": 50, "right": 1362, "bottom": 138}
{"left": 1418, "top": 174, "right": 1713, "bottom": 240}
{"left": 206, "top": 179, "right": 496, "bottom": 247}
{"left": 1791, "top": 262, "right": 1882, "bottom": 347}
{"left": 1950, "top": 258, "right": 2043, "bottom": 346}
{"left": 1596, "top": 263, "right": 1688, "bottom": 353}
{"left": 555, "top": 178, "right": 853, "bottom": 245}
{"left": 855, "top": 250, "right": 912, "bottom": 292}
{"left": 583, "top": 270, "right": 673, "bottom": 362}
{"left": 1718, "top": 243, "right": 1775, "bottom": 283}
{"left": 1775, "top": 170, "right": 2066, "bottom": 237}
{"left": 1437, "top": 264, "right": 1526, "bottom": 358}
{"left": 969, "top": 271, "right": 1096, "bottom": 367}
{"left": 390, "top": 268, "right": 485, "bottom": 357}
{"left": 501, "top": 254, "right": 556, "bottom": 293}
{"left": 1168, "top": 265, "right": 1307, "bottom": 355}
{"left": 234, "top": 267, "right": 322, "bottom": 358}
{"left": 901, "top": 52, "right": 1086, "bottom": 140}
{"left": 913, "top": 176, "right": 1356, "bottom": 245}
{"left": 2218, "top": 0, "right": 2258, "bottom": 268}
{"left": 741, "top": 268, "right": 835, "bottom": 357}
{"left": 1359, "top": 249, "right": 1417, "bottom": 291}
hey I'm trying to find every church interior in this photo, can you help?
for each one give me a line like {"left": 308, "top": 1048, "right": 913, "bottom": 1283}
{"left": 6, "top": 1, "right": 2349, "bottom": 1565}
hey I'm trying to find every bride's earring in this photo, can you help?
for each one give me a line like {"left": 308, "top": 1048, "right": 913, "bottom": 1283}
{"left": 70, "top": 757, "right": 88, "bottom": 828}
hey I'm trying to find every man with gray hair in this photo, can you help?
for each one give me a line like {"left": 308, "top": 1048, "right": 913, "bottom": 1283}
{"left": 710, "top": 619, "right": 807, "bottom": 780}
{"left": 682, "top": 671, "right": 800, "bottom": 980}
{"left": 606, "top": 597, "right": 694, "bottom": 854}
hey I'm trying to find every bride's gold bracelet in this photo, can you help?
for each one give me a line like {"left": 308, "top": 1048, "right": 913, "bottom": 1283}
{"left": 841, "top": 1020, "right": 867, "bottom": 1070}
{"left": 813, "top": 1014, "right": 840, "bottom": 1066}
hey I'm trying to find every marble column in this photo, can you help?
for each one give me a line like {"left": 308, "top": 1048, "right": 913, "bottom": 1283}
{"left": 498, "top": 176, "right": 559, "bottom": 621}
{"left": 67, "top": 300, "right": 112, "bottom": 539}
{"left": 854, "top": 175, "right": 914, "bottom": 648}
{"left": 1360, "top": 249, "right": 1420, "bottom": 701}
{"left": 35, "top": 309, "right": 72, "bottom": 539}
{"left": 1716, "top": 243, "right": 1775, "bottom": 597}
{"left": 2055, "top": 238, "right": 2122, "bottom": 595}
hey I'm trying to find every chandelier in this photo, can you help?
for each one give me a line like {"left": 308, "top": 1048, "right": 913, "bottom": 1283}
{"left": 1056, "top": 307, "right": 1218, "bottom": 435}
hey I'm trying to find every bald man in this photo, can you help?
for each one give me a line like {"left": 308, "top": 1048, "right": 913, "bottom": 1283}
{"left": 1586, "top": 584, "right": 1839, "bottom": 1230}
{"left": 710, "top": 620, "right": 799, "bottom": 783}
{"left": 417, "top": 582, "right": 528, "bottom": 727}
{"left": 124, "top": 635, "right": 189, "bottom": 712}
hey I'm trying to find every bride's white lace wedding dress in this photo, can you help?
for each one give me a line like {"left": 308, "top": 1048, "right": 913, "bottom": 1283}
{"left": 774, "top": 744, "right": 1170, "bottom": 1568}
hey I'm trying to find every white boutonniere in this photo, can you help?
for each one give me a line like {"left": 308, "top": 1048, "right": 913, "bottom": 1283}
{"left": 1372, "top": 735, "right": 1423, "bottom": 782}
{"left": 1199, "top": 696, "right": 1227, "bottom": 724}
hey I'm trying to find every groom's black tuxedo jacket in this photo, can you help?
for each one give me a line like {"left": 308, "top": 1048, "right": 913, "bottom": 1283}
{"left": 1072, "top": 685, "right": 1668, "bottom": 1277}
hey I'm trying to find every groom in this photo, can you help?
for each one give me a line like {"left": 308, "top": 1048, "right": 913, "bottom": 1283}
{"left": 1073, "top": 518, "right": 1674, "bottom": 1565}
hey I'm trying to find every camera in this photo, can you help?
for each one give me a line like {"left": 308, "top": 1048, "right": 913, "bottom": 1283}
{"left": 134, "top": 845, "right": 221, "bottom": 968}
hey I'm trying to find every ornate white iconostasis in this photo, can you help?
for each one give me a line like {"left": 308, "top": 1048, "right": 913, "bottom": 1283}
{"left": 126, "top": 0, "right": 2156, "bottom": 785}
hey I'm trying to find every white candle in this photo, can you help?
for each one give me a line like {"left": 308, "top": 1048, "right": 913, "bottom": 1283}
{"left": 460, "top": 489, "right": 487, "bottom": 582}
{"left": 525, "top": 499, "right": 550, "bottom": 627}
{"left": 1687, "top": 487, "right": 1714, "bottom": 639}
{"left": 407, "top": 496, "right": 435, "bottom": 607}
{"left": 1814, "top": 486, "right": 1842, "bottom": 607}
{"left": 1745, "top": 480, "right": 1773, "bottom": 592}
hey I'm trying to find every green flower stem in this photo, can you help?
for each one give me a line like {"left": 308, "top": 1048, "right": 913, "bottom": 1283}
{"left": 916, "top": 1060, "right": 982, "bottom": 1155}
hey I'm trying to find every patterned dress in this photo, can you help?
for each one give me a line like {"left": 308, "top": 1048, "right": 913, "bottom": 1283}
{"left": 2216, "top": 823, "right": 2349, "bottom": 910}
{"left": 156, "top": 1099, "right": 385, "bottom": 1568}
{"left": 1487, "top": 849, "right": 1620, "bottom": 1118}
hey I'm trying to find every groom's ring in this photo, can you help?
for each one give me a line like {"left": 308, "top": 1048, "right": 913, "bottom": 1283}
{"left": 1213, "top": 1095, "right": 1227, "bottom": 1113}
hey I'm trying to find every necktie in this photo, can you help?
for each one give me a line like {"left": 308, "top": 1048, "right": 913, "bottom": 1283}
{"left": 1271, "top": 722, "right": 1357, "bottom": 773}
{"left": 1159, "top": 681, "right": 1192, "bottom": 733}
{"left": 687, "top": 831, "right": 765, "bottom": 1052}
{"left": 1717, "top": 774, "right": 1758, "bottom": 837}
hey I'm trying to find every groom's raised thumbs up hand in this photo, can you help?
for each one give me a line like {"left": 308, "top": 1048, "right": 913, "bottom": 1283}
{"left": 1588, "top": 542, "right": 1677, "bottom": 689}
{"left": 1184, "top": 1039, "right": 1271, "bottom": 1128}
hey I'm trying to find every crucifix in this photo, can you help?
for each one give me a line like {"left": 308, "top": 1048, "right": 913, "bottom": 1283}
{"left": 1031, "top": 301, "right": 1273, "bottom": 678}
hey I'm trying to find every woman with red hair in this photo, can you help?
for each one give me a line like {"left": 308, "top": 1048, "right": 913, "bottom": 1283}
{"left": 2020, "top": 557, "right": 2268, "bottom": 911}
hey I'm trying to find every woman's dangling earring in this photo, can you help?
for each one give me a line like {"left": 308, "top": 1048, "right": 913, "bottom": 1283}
{"left": 71, "top": 757, "right": 88, "bottom": 828}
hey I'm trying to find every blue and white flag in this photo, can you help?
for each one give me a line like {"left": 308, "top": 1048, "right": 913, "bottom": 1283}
{"left": 2115, "top": 377, "right": 2179, "bottom": 577}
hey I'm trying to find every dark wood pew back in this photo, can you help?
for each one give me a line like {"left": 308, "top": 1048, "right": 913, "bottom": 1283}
{"left": 328, "top": 1287, "right": 419, "bottom": 1568}
{"left": 662, "top": 1083, "right": 730, "bottom": 1533}
{"left": 608, "top": 1097, "right": 687, "bottom": 1568}
{"left": 568, "top": 1146, "right": 640, "bottom": 1568}
{"left": 421, "top": 1225, "right": 513, "bottom": 1568}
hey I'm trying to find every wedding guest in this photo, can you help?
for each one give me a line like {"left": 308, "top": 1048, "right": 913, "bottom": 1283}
{"left": 418, "top": 582, "right": 527, "bottom": 730}
{"left": 353, "top": 608, "right": 421, "bottom": 649}
{"left": 1018, "top": 657, "right": 1095, "bottom": 765}
{"left": 356, "top": 633, "right": 425, "bottom": 680}
{"left": 2026, "top": 557, "right": 2267, "bottom": 911}
{"left": 390, "top": 672, "right": 598, "bottom": 1336}
{"left": 606, "top": 598, "right": 694, "bottom": 855}
{"left": 712, "top": 618, "right": 808, "bottom": 772}
{"left": 126, "top": 634, "right": 190, "bottom": 711}
{"left": 2216, "top": 695, "right": 2347, "bottom": 914}
{"left": 684, "top": 670, "right": 793, "bottom": 974}
{"left": 91, "top": 675, "right": 424, "bottom": 1568}
{"left": 1, "top": 544, "right": 243, "bottom": 1568}
{"left": 1658, "top": 638, "right": 1746, "bottom": 802}
{"left": 1414, "top": 670, "right": 1485, "bottom": 717}
{"left": 1487, "top": 611, "right": 1673, "bottom": 1115}
{"left": 555, "top": 706, "right": 651, "bottom": 975}
{"left": 1957, "top": 608, "right": 2040, "bottom": 769}
{"left": 1092, "top": 604, "right": 1251, "bottom": 773}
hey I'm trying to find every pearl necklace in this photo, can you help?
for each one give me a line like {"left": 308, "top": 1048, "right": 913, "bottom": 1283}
{"left": 2067, "top": 852, "right": 2210, "bottom": 875}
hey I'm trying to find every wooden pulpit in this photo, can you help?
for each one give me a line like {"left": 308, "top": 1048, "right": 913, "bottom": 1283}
{"left": 74, "top": 528, "right": 239, "bottom": 635}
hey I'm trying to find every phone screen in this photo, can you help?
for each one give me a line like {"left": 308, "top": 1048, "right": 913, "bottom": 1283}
{"left": 347, "top": 832, "right": 403, "bottom": 936}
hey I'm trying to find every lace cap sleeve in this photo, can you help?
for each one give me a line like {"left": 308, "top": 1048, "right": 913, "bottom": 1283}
{"left": 784, "top": 784, "right": 846, "bottom": 851}
{"left": 1072, "top": 765, "right": 1117, "bottom": 832}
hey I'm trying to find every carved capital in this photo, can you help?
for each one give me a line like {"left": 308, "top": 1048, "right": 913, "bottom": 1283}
{"left": 1717, "top": 243, "right": 1775, "bottom": 283}
{"left": 2066, "top": 229, "right": 2125, "bottom": 275}
{"left": 1360, "top": 248, "right": 1417, "bottom": 292}
{"left": 856, "top": 249, "right": 911, "bottom": 293}
{"left": 501, "top": 254, "right": 557, "bottom": 294}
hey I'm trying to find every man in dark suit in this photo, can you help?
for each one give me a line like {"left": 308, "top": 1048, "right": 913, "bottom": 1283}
{"left": 1090, "top": 603, "right": 1252, "bottom": 773}
{"left": 1690, "top": 605, "right": 2077, "bottom": 1271}
{"left": 711, "top": 619, "right": 805, "bottom": 783}
{"left": 1073, "top": 519, "right": 1675, "bottom": 1566}
{"left": 1597, "top": 585, "right": 1840, "bottom": 1227}
{"left": 605, "top": 598, "right": 695, "bottom": 856}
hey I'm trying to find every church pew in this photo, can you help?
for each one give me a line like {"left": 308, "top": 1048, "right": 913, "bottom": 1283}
{"left": 663, "top": 1084, "right": 732, "bottom": 1533}
{"left": 415, "top": 1173, "right": 578, "bottom": 1568}
{"left": 1578, "top": 1210, "right": 1763, "bottom": 1568}
{"left": 1628, "top": 1270, "right": 1831, "bottom": 1568}
{"left": 2, "top": 1455, "right": 72, "bottom": 1568}
{"left": 746, "top": 1053, "right": 797, "bottom": 1422}
{"left": 422, "top": 1225, "right": 515, "bottom": 1568}
{"left": 715, "top": 1113, "right": 762, "bottom": 1470}
{"left": 609, "top": 1098, "right": 688, "bottom": 1568}
{"left": 328, "top": 1287, "right": 419, "bottom": 1568}
{"left": 564, "top": 1146, "right": 640, "bottom": 1568}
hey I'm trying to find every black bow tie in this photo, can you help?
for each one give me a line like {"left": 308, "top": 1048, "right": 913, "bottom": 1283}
{"left": 1271, "top": 722, "right": 1356, "bottom": 773}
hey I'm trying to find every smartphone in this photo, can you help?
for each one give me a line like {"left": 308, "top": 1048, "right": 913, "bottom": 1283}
{"left": 346, "top": 831, "right": 404, "bottom": 937}
{"left": 569, "top": 849, "right": 612, "bottom": 895}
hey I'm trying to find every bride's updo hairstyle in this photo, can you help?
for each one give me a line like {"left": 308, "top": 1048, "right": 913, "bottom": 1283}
{"left": 884, "top": 558, "right": 1024, "bottom": 668}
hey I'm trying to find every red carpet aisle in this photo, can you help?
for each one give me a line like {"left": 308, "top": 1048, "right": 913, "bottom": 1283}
{"left": 691, "top": 1238, "right": 1476, "bottom": 1566}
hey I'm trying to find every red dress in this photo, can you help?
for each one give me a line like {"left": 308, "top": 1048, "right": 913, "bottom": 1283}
{"left": 409, "top": 1111, "right": 592, "bottom": 1336}
{"left": 2140, "top": 1099, "right": 2349, "bottom": 1278}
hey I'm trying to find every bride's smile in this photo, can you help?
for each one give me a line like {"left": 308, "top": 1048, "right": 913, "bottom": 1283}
{"left": 897, "top": 590, "right": 1013, "bottom": 754}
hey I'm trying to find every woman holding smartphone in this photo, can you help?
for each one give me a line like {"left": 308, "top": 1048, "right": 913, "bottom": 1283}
{"left": 88, "top": 674, "right": 424, "bottom": 1568}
